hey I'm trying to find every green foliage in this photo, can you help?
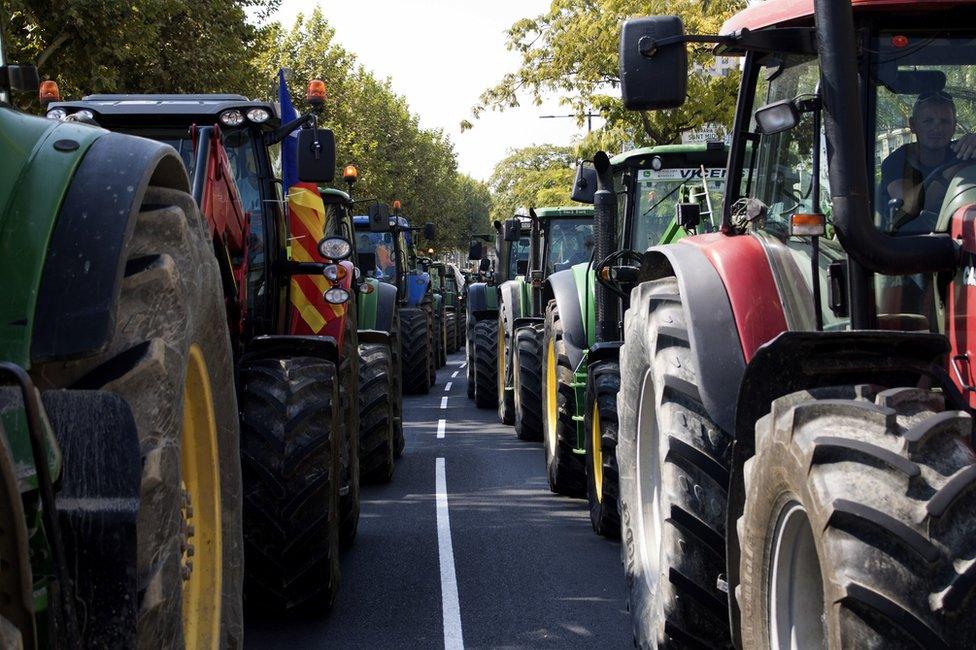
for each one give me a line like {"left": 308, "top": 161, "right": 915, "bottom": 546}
{"left": 466, "top": 0, "right": 745, "bottom": 146}
{"left": 256, "top": 10, "right": 488, "bottom": 251}
{"left": 6, "top": 0, "right": 279, "bottom": 110}
{"left": 488, "top": 144, "right": 576, "bottom": 222}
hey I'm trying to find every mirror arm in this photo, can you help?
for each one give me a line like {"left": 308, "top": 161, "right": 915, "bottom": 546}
{"left": 264, "top": 113, "right": 315, "bottom": 146}
{"left": 273, "top": 260, "right": 327, "bottom": 276}
{"left": 639, "top": 28, "right": 816, "bottom": 58}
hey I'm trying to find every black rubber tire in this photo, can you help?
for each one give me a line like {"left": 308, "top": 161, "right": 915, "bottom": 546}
{"left": 738, "top": 385, "right": 976, "bottom": 649}
{"left": 390, "top": 311, "right": 405, "bottom": 459}
{"left": 400, "top": 306, "right": 432, "bottom": 394}
{"left": 617, "top": 277, "right": 732, "bottom": 648}
{"left": 513, "top": 324, "right": 544, "bottom": 441}
{"left": 425, "top": 296, "right": 438, "bottom": 387}
{"left": 473, "top": 319, "right": 499, "bottom": 409}
{"left": 358, "top": 342, "right": 395, "bottom": 484}
{"left": 239, "top": 357, "right": 341, "bottom": 611}
{"left": 434, "top": 307, "right": 445, "bottom": 369}
{"left": 497, "top": 314, "right": 515, "bottom": 425}
{"left": 337, "top": 310, "right": 360, "bottom": 550}
{"left": 466, "top": 337, "right": 475, "bottom": 399}
{"left": 445, "top": 311, "right": 458, "bottom": 355}
{"left": 541, "top": 300, "right": 586, "bottom": 497}
{"left": 33, "top": 186, "right": 243, "bottom": 646}
{"left": 584, "top": 359, "right": 621, "bottom": 539}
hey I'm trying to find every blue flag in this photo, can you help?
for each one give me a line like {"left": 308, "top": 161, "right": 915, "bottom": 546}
{"left": 278, "top": 69, "right": 299, "bottom": 193}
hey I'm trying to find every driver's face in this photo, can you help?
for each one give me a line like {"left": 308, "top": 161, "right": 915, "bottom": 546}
{"left": 911, "top": 104, "right": 956, "bottom": 152}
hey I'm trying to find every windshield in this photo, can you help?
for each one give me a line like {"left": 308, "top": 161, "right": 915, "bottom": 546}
{"left": 356, "top": 230, "right": 397, "bottom": 282}
{"left": 508, "top": 235, "right": 531, "bottom": 279}
{"left": 545, "top": 218, "right": 594, "bottom": 274}
{"left": 632, "top": 168, "right": 726, "bottom": 249}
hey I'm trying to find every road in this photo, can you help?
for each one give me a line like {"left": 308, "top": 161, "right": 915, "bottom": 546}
{"left": 245, "top": 350, "right": 632, "bottom": 649}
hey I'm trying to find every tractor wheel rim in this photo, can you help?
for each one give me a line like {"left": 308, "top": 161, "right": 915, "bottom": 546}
{"left": 635, "top": 369, "right": 662, "bottom": 594}
{"left": 592, "top": 403, "right": 603, "bottom": 502}
{"left": 545, "top": 338, "right": 558, "bottom": 456}
{"left": 180, "top": 344, "right": 222, "bottom": 650}
{"left": 768, "top": 501, "right": 825, "bottom": 650}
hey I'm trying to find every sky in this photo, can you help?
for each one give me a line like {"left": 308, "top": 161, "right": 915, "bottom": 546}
{"left": 272, "top": 0, "right": 604, "bottom": 181}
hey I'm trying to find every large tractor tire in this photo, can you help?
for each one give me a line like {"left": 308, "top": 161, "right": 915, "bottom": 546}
{"left": 400, "top": 306, "right": 432, "bottom": 394}
{"left": 358, "top": 342, "right": 396, "bottom": 483}
{"left": 542, "top": 300, "right": 586, "bottom": 497}
{"left": 239, "top": 357, "right": 341, "bottom": 611}
{"left": 425, "top": 295, "right": 438, "bottom": 387}
{"left": 617, "top": 278, "right": 731, "bottom": 648}
{"left": 337, "top": 309, "right": 361, "bottom": 549}
{"left": 434, "top": 307, "right": 445, "bottom": 369}
{"left": 584, "top": 359, "right": 621, "bottom": 538}
{"left": 466, "top": 337, "right": 475, "bottom": 399}
{"left": 513, "top": 324, "right": 544, "bottom": 441}
{"left": 35, "top": 186, "right": 243, "bottom": 646}
{"left": 445, "top": 311, "right": 458, "bottom": 355}
{"left": 473, "top": 319, "right": 499, "bottom": 409}
{"left": 497, "top": 315, "right": 515, "bottom": 425}
{"left": 390, "top": 311, "right": 405, "bottom": 458}
{"left": 738, "top": 385, "right": 976, "bottom": 649}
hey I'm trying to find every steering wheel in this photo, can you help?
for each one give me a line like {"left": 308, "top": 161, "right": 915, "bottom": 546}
{"left": 594, "top": 249, "right": 644, "bottom": 299}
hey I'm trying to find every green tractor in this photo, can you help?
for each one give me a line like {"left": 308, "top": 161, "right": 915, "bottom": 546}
{"left": 500, "top": 208, "right": 595, "bottom": 438}
{"left": 0, "top": 38, "right": 243, "bottom": 647}
{"left": 442, "top": 263, "right": 465, "bottom": 354}
{"left": 465, "top": 217, "right": 532, "bottom": 408}
{"left": 540, "top": 144, "right": 727, "bottom": 519}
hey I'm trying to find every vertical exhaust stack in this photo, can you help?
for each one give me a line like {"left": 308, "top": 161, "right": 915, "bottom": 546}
{"left": 593, "top": 151, "right": 618, "bottom": 342}
{"left": 815, "top": 0, "right": 955, "bottom": 282}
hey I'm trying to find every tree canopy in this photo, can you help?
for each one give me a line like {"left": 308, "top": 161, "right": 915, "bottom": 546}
{"left": 488, "top": 144, "right": 576, "bottom": 222}
{"left": 465, "top": 0, "right": 745, "bottom": 149}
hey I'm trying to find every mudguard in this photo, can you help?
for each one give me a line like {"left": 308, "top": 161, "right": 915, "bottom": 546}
{"left": 358, "top": 279, "right": 397, "bottom": 334}
{"left": 31, "top": 134, "right": 189, "bottom": 363}
{"left": 724, "top": 330, "right": 958, "bottom": 647}
{"left": 498, "top": 278, "right": 530, "bottom": 343}
{"left": 358, "top": 329, "right": 391, "bottom": 346}
{"left": 465, "top": 281, "right": 498, "bottom": 323}
{"left": 543, "top": 269, "right": 589, "bottom": 370}
{"left": 44, "top": 389, "right": 141, "bottom": 648}
{"left": 239, "top": 335, "right": 338, "bottom": 365}
{"left": 403, "top": 271, "right": 430, "bottom": 307}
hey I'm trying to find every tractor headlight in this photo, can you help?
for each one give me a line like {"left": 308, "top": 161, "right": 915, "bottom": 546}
{"left": 323, "top": 287, "right": 350, "bottom": 304}
{"left": 322, "top": 264, "right": 347, "bottom": 282}
{"left": 246, "top": 107, "right": 270, "bottom": 123}
{"left": 74, "top": 109, "right": 95, "bottom": 121}
{"left": 317, "top": 236, "right": 352, "bottom": 261}
{"left": 219, "top": 109, "right": 245, "bottom": 127}
{"left": 46, "top": 108, "right": 67, "bottom": 121}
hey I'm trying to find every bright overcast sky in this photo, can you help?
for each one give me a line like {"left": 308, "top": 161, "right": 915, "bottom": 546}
{"left": 273, "top": 0, "right": 604, "bottom": 181}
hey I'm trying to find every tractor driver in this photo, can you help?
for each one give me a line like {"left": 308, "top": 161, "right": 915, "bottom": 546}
{"left": 879, "top": 91, "right": 976, "bottom": 233}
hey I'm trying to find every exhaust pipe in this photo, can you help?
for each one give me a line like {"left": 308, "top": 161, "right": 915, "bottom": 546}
{"left": 816, "top": 0, "right": 957, "bottom": 276}
{"left": 593, "top": 151, "right": 619, "bottom": 342}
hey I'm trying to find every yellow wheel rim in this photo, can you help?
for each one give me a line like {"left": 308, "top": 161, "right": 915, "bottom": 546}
{"left": 545, "top": 338, "right": 558, "bottom": 456}
{"left": 180, "top": 344, "right": 222, "bottom": 650}
{"left": 498, "top": 321, "right": 506, "bottom": 399}
{"left": 592, "top": 403, "right": 603, "bottom": 503}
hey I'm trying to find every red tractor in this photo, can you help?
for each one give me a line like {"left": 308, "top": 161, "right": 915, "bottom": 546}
{"left": 615, "top": 1, "right": 976, "bottom": 647}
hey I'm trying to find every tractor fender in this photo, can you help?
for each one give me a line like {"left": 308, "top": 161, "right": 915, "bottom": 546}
{"left": 637, "top": 243, "right": 747, "bottom": 436}
{"left": 465, "top": 281, "right": 499, "bottom": 337}
{"left": 724, "top": 330, "right": 956, "bottom": 648}
{"left": 497, "top": 278, "right": 526, "bottom": 344}
{"left": 358, "top": 329, "right": 391, "bottom": 346}
{"left": 374, "top": 280, "right": 398, "bottom": 333}
{"left": 31, "top": 134, "right": 189, "bottom": 363}
{"left": 403, "top": 271, "right": 430, "bottom": 307}
{"left": 543, "top": 269, "right": 588, "bottom": 370}
{"left": 239, "top": 335, "right": 339, "bottom": 365}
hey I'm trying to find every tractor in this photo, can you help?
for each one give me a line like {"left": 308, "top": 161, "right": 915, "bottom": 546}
{"left": 48, "top": 86, "right": 363, "bottom": 610}
{"left": 429, "top": 260, "right": 455, "bottom": 361}
{"left": 0, "top": 28, "right": 244, "bottom": 647}
{"left": 617, "top": 1, "right": 976, "bottom": 646}
{"left": 465, "top": 217, "right": 532, "bottom": 407}
{"left": 498, "top": 207, "right": 595, "bottom": 444}
{"left": 355, "top": 208, "right": 438, "bottom": 393}
{"left": 442, "top": 263, "right": 466, "bottom": 354}
{"left": 562, "top": 144, "right": 727, "bottom": 536}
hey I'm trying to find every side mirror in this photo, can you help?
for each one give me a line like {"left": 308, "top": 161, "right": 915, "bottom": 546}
{"left": 492, "top": 219, "right": 502, "bottom": 231}
{"left": 468, "top": 240, "right": 484, "bottom": 260}
{"left": 571, "top": 163, "right": 598, "bottom": 204}
{"left": 755, "top": 99, "right": 800, "bottom": 135}
{"left": 4, "top": 64, "right": 40, "bottom": 93}
{"left": 367, "top": 203, "right": 390, "bottom": 232}
{"left": 423, "top": 222, "right": 436, "bottom": 240}
{"left": 358, "top": 251, "right": 377, "bottom": 271}
{"left": 297, "top": 128, "right": 336, "bottom": 182}
{"left": 503, "top": 218, "right": 522, "bottom": 242}
{"left": 479, "top": 257, "right": 491, "bottom": 272}
{"left": 619, "top": 16, "right": 688, "bottom": 110}
{"left": 516, "top": 259, "right": 529, "bottom": 275}
{"left": 675, "top": 203, "right": 701, "bottom": 230}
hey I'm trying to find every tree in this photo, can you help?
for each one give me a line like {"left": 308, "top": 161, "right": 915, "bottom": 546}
{"left": 464, "top": 0, "right": 744, "bottom": 147}
{"left": 6, "top": 0, "right": 279, "bottom": 109}
{"left": 488, "top": 144, "right": 576, "bottom": 222}
{"left": 455, "top": 174, "right": 493, "bottom": 241}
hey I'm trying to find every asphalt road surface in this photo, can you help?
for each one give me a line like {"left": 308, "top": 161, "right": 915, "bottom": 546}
{"left": 245, "top": 350, "right": 632, "bottom": 649}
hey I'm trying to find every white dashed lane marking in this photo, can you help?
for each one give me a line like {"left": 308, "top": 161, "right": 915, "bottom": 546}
{"left": 445, "top": 382, "right": 453, "bottom": 392}
{"left": 436, "top": 458, "right": 464, "bottom": 650}
{"left": 437, "top": 419, "right": 446, "bottom": 439}
{"left": 440, "top": 396, "right": 448, "bottom": 409}
{"left": 451, "top": 371, "right": 459, "bottom": 379}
